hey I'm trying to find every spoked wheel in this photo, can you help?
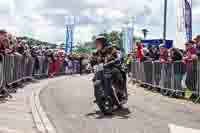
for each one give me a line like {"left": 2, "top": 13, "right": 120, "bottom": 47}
{"left": 97, "top": 97, "right": 113, "bottom": 115}
{"left": 111, "top": 81, "right": 127, "bottom": 109}
{"left": 112, "top": 82, "right": 122, "bottom": 102}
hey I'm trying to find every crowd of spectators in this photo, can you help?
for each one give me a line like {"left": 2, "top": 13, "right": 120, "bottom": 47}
{"left": 0, "top": 30, "right": 88, "bottom": 78}
{"left": 127, "top": 35, "right": 200, "bottom": 63}
{"left": 126, "top": 35, "right": 200, "bottom": 97}
{"left": 126, "top": 36, "right": 200, "bottom": 68}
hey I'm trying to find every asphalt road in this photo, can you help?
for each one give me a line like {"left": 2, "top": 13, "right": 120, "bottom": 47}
{"left": 40, "top": 75, "right": 200, "bottom": 133}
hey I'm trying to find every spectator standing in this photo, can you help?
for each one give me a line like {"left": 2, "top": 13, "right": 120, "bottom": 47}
{"left": 0, "top": 30, "right": 7, "bottom": 54}
{"left": 68, "top": 56, "right": 73, "bottom": 75}
{"left": 32, "top": 50, "right": 40, "bottom": 77}
{"left": 0, "top": 32, "right": 12, "bottom": 55}
{"left": 149, "top": 46, "right": 160, "bottom": 61}
{"left": 170, "top": 48, "right": 184, "bottom": 96}
{"left": 159, "top": 45, "right": 171, "bottom": 94}
{"left": 54, "top": 54, "right": 60, "bottom": 75}
{"left": 126, "top": 54, "right": 133, "bottom": 77}
{"left": 183, "top": 41, "right": 197, "bottom": 65}
{"left": 159, "top": 45, "right": 170, "bottom": 63}
{"left": 194, "top": 35, "right": 200, "bottom": 57}
{"left": 64, "top": 55, "right": 69, "bottom": 74}
{"left": 136, "top": 42, "right": 144, "bottom": 62}
{"left": 170, "top": 48, "right": 183, "bottom": 61}
{"left": 79, "top": 56, "right": 84, "bottom": 75}
{"left": 16, "top": 40, "right": 25, "bottom": 55}
{"left": 42, "top": 49, "right": 49, "bottom": 77}
{"left": 183, "top": 41, "right": 198, "bottom": 96}
{"left": 61, "top": 55, "right": 66, "bottom": 74}
{"left": 136, "top": 42, "right": 145, "bottom": 82}
{"left": 48, "top": 53, "right": 56, "bottom": 78}
{"left": 142, "top": 47, "right": 154, "bottom": 85}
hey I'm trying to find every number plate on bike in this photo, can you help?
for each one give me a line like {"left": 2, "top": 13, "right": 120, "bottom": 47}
{"left": 94, "top": 64, "right": 104, "bottom": 73}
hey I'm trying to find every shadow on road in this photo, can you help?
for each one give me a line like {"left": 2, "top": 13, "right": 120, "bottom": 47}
{"left": 86, "top": 108, "right": 131, "bottom": 119}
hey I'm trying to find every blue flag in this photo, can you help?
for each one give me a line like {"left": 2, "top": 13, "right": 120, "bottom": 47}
{"left": 184, "top": 0, "right": 192, "bottom": 41}
{"left": 122, "top": 26, "right": 134, "bottom": 54}
{"left": 65, "top": 26, "right": 69, "bottom": 53}
{"left": 65, "top": 25, "right": 74, "bottom": 53}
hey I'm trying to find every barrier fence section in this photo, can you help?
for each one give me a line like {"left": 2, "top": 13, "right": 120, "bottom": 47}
{"left": 0, "top": 54, "right": 4, "bottom": 89}
{"left": 131, "top": 61, "right": 200, "bottom": 102}
{"left": 1, "top": 54, "right": 35, "bottom": 87}
{"left": 0, "top": 54, "right": 82, "bottom": 95}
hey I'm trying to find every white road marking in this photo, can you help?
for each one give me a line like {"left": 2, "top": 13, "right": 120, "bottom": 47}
{"left": 169, "top": 124, "right": 200, "bottom": 133}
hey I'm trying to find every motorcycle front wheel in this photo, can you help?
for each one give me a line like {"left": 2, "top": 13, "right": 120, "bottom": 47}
{"left": 96, "top": 97, "right": 113, "bottom": 115}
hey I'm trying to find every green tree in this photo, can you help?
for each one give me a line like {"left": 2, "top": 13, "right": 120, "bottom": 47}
{"left": 93, "top": 31, "right": 122, "bottom": 48}
{"left": 133, "top": 36, "right": 143, "bottom": 42}
{"left": 109, "top": 31, "right": 121, "bottom": 47}
{"left": 73, "top": 42, "right": 95, "bottom": 54}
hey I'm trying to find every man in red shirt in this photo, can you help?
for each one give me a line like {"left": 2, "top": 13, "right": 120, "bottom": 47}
{"left": 136, "top": 42, "right": 144, "bottom": 62}
{"left": 183, "top": 41, "right": 198, "bottom": 92}
{"left": 183, "top": 41, "right": 197, "bottom": 63}
{"left": 159, "top": 45, "right": 170, "bottom": 63}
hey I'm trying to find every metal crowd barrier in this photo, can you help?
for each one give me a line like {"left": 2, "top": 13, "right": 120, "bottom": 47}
{"left": 2, "top": 54, "right": 35, "bottom": 86}
{"left": 131, "top": 60, "right": 200, "bottom": 101}
{"left": 0, "top": 54, "right": 84, "bottom": 98}
{"left": 0, "top": 54, "right": 84, "bottom": 93}
{"left": 0, "top": 54, "right": 4, "bottom": 88}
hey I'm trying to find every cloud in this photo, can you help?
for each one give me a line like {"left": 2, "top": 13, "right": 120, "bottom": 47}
{"left": 193, "top": 0, "right": 200, "bottom": 8}
{"left": 0, "top": 0, "right": 200, "bottom": 45}
{"left": 40, "top": 8, "right": 69, "bottom": 15}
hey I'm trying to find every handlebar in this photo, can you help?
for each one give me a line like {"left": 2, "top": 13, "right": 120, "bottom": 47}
{"left": 92, "top": 59, "right": 121, "bottom": 72}
{"left": 103, "top": 59, "right": 121, "bottom": 67}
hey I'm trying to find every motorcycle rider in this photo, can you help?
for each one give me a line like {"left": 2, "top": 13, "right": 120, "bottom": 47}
{"left": 90, "top": 36, "right": 127, "bottom": 102}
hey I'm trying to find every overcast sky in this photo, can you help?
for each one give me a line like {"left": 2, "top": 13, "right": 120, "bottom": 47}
{"left": 0, "top": 0, "right": 200, "bottom": 45}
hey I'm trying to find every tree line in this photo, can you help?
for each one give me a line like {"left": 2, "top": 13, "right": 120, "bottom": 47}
{"left": 74, "top": 31, "right": 144, "bottom": 54}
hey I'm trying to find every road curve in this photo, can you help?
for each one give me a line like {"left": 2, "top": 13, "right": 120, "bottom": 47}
{"left": 40, "top": 75, "right": 200, "bottom": 133}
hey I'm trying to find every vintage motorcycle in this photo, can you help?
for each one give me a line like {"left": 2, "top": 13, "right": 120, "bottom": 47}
{"left": 92, "top": 60, "right": 127, "bottom": 115}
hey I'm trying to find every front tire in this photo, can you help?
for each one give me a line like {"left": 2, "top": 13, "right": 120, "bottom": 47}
{"left": 97, "top": 97, "right": 113, "bottom": 115}
{"left": 94, "top": 82, "right": 113, "bottom": 115}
